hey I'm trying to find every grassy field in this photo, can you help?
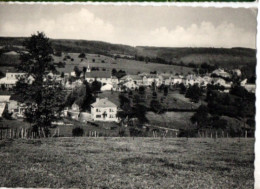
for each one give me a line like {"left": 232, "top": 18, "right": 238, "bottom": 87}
{"left": 54, "top": 53, "right": 193, "bottom": 75}
{"left": 0, "top": 137, "right": 254, "bottom": 188}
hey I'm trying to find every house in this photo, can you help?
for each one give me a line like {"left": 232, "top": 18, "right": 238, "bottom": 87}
{"left": 0, "top": 73, "right": 24, "bottom": 89}
{"left": 120, "top": 80, "right": 139, "bottom": 90}
{"left": 240, "top": 79, "right": 248, "bottom": 87}
{"left": 101, "top": 83, "right": 114, "bottom": 91}
{"left": 67, "top": 102, "right": 80, "bottom": 120}
{"left": 0, "top": 72, "right": 34, "bottom": 89}
{"left": 163, "top": 74, "right": 183, "bottom": 86}
{"left": 244, "top": 84, "right": 256, "bottom": 93}
{"left": 184, "top": 74, "right": 198, "bottom": 86}
{"left": 85, "top": 71, "right": 118, "bottom": 86}
{"left": 142, "top": 74, "right": 161, "bottom": 86}
{"left": 0, "top": 95, "right": 10, "bottom": 117}
{"left": 212, "top": 78, "right": 232, "bottom": 88}
{"left": 120, "top": 75, "right": 143, "bottom": 85}
{"left": 91, "top": 98, "right": 118, "bottom": 122}
{"left": 212, "top": 68, "right": 231, "bottom": 78}
{"left": 232, "top": 69, "right": 242, "bottom": 77}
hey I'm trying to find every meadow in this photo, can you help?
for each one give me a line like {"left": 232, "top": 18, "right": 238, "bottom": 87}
{"left": 0, "top": 137, "right": 254, "bottom": 188}
{"left": 54, "top": 53, "right": 193, "bottom": 75}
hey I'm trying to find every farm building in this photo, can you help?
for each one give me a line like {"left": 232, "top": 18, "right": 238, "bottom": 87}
{"left": 101, "top": 83, "right": 114, "bottom": 91}
{"left": 85, "top": 71, "right": 118, "bottom": 86}
{"left": 91, "top": 98, "right": 118, "bottom": 122}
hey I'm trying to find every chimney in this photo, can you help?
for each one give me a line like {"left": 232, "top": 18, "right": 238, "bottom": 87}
{"left": 96, "top": 98, "right": 100, "bottom": 102}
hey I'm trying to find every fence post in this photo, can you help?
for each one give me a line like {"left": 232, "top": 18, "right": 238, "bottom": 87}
{"left": 215, "top": 131, "right": 218, "bottom": 139}
{"left": 245, "top": 130, "right": 247, "bottom": 138}
{"left": 21, "top": 128, "right": 24, "bottom": 139}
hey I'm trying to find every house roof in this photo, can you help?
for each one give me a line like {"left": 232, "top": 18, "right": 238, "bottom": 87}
{"left": 0, "top": 77, "right": 17, "bottom": 85}
{"left": 121, "top": 75, "right": 142, "bottom": 81}
{"left": 85, "top": 71, "right": 112, "bottom": 79}
{"left": 91, "top": 98, "right": 117, "bottom": 108}
{"left": 0, "top": 103, "right": 6, "bottom": 117}
{"left": 0, "top": 95, "right": 11, "bottom": 102}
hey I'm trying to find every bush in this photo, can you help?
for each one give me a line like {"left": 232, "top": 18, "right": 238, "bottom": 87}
{"left": 119, "top": 129, "right": 126, "bottom": 137}
{"left": 72, "top": 127, "right": 84, "bottom": 137}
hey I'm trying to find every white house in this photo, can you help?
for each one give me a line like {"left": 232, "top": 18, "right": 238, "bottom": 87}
{"left": 67, "top": 102, "right": 80, "bottom": 120}
{"left": 91, "top": 98, "right": 118, "bottom": 122}
{"left": 120, "top": 75, "right": 143, "bottom": 85}
{"left": 212, "top": 68, "right": 231, "bottom": 78}
{"left": 0, "top": 72, "right": 34, "bottom": 89}
{"left": 120, "top": 80, "right": 139, "bottom": 90}
{"left": 101, "top": 83, "right": 113, "bottom": 91}
{"left": 0, "top": 95, "right": 10, "bottom": 117}
{"left": 85, "top": 71, "right": 118, "bottom": 86}
{"left": 163, "top": 75, "right": 183, "bottom": 86}
{"left": 244, "top": 84, "right": 256, "bottom": 93}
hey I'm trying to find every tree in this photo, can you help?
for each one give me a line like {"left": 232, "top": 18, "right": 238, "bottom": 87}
{"left": 132, "top": 103, "right": 148, "bottom": 124}
{"left": 82, "top": 66, "right": 87, "bottom": 78}
{"left": 185, "top": 84, "right": 202, "bottom": 103}
{"left": 163, "top": 86, "right": 168, "bottom": 96}
{"left": 78, "top": 53, "right": 86, "bottom": 58}
{"left": 190, "top": 105, "right": 209, "bottom": 130}
{"left": 1, "top": 84, "right": 6, "bottom": 91}
{"left": 14, "top": 32, "right": 65, "bottom": 136}
{"left": 82, "top": 81, "right": 96, "bottom": 111}
{"left": 179, "top": 83, "right": 186, "bottom": 94}
{"left": 152, "top": 91, "right": 157, "bottom": 99}
{"left": 91, "top": 79, "right": 102, "bottom": 95}
{"left": 74, "top": 66, "right": 81, "bottom": 78}
{"left": 112, "top": 68, "right": 117, "bottom": 76}
{"left": 138, "top": 86, "right": 146, "bottom": 96}
{"left": 150, "top": 100, "right": 163, "bottom": 114}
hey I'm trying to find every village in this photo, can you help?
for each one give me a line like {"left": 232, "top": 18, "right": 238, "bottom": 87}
{"left": 0, "top": 57, "right": 256, "bottom": 138}
{"left": 0, "top": 4, "right": 256, "bottom": 188}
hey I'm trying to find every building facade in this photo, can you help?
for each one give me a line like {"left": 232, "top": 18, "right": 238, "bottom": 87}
{"left": 91, "top": 98, "right": 118, "bottom": 122}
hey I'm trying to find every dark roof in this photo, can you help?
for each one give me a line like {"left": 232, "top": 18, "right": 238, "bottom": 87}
{"left": 85, "top": 71, "right": 111, "bottom": 79}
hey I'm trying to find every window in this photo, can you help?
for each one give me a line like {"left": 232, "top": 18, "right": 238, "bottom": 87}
{"left": 109, "top": 115, "right": 114, "bottom": 118}
{"left": 96, "top": 109, "right": 100, "bottom": 112}
{"left": 109, "top": 109, "right": 114, "bottom": 112}
{"left": 96, "top": 115, "right": 101, "bottom": 118}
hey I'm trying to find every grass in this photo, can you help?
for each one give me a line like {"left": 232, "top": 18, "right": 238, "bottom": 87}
{"left": 0, "top": 137, "right": 254, "bottom": 188}
{"left": 54, "top": 53, "right": 193, "bottom": 75}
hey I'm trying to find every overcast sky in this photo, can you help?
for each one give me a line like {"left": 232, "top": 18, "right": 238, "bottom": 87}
{"left": 0, "top": 4, "right": 257, "bottom": 48}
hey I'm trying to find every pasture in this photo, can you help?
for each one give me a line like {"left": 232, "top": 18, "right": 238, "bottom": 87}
{"left": 0, "top": 137, "right": 254, "bottom": 188}
{"left": 54, "top": 53, "right": 193, "bottom": 75}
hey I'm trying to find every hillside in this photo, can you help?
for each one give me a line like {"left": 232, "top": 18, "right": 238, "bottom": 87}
{"left": 0, "top": 37, "right": 256, "bottom": 70}
{"left": 136, "top": 46, "right": 256, "bottom": 68}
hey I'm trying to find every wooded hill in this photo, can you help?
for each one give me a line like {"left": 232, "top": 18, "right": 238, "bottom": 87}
{"left": 0, "top": 37, "right": 256, "bottom": 69}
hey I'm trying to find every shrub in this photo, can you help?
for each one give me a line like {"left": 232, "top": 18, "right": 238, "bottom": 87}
{"left": 72, "top": 127, "right": 84, "bottom": 137}
{"left": 78, "top": 53, "right": 86, "bottom": 58}
{"left": 119, "top": 129, "right": 126, "bottom": 137}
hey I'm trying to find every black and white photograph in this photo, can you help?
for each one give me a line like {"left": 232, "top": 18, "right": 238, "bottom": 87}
{"left": 0, "top": 3, "right": 257, "bottom": 188}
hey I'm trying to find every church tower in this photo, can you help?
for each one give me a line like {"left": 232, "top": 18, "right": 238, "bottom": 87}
{"left": 87, "top": 64, "right": 91, "bottom": 72}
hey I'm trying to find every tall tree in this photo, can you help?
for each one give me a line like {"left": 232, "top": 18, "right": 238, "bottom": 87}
{"left": 82, "top": 66, "right": 87, "bottom": 78}
{"left": 74, "top": 66, "right": 81, "bottom": 78}
{"left": 14, "top": 32, "right": 65, "bottom": 136}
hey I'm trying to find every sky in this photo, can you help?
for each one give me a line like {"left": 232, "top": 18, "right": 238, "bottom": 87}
{"left": 0, "top": 4, "right": 257, "bottom": 48}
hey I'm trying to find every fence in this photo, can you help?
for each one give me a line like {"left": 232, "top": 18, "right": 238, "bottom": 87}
{"left": 0, "top": 127, "right": 61, "bottom": 140}
{"left": 0, "top": 127, "right": 252, "bottom": 140}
